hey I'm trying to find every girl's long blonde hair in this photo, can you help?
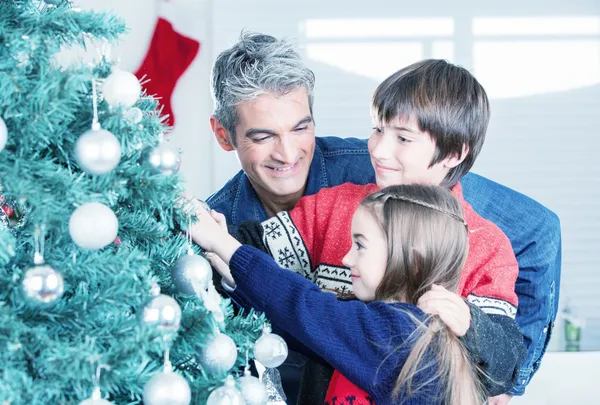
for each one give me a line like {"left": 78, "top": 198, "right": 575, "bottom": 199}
{"left": 360, "top": 184, "right": 485, "bottom": 405}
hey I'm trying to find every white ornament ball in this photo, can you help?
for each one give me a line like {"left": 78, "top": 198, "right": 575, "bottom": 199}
{"left": 207, "top": 375, "right": 246, "bottom": 405}
{"left": 22, "top": 264, "right": 64, "bottom": 305}
{"left": 254, "top": 332, "right": 288, "bottom": 368}
{"left": 143, "top": 371, "right": 191, "bottom": 405}
{"left": 103, "top": 70, "right": 141, "bottom": 109}
{"left": 69, "top": 202, "right": 118, "bottom": 250}
{"left": 0, "top": 116, "right": 7, "bottom": 152}
{"left": 171, "top": 254, "right": 213, "bottom": 295}
{"left": 75, "top": 128, "right": 121, "bottom": 175}
{"left": 239, "top": 374, "right": 268, "bottom": 405}
{"left": 139, "top": 294, "right": 182, "bottom": 333}
{"left": 201, "top": 333, "right": 238, "bottom": 374}
{"left": 145, "top": 142, "right": 181, "bottom": 176}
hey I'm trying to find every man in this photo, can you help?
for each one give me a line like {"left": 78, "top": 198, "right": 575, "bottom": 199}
{"left": 206, "top": 31, "right": 561, "bottom": 405}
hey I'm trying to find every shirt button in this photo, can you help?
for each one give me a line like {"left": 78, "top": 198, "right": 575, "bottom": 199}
{"left": 543, "top": 327, "right": 548, "bottom": 333}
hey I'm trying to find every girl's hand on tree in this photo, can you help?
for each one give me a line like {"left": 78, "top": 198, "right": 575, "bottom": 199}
{"left": 189, "top": 207, "right": 241, "bottom": 264}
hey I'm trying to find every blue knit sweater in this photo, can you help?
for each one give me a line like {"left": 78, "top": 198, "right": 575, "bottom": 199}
{"left": 229, "top": 245, "right": 443, "bottom": 405}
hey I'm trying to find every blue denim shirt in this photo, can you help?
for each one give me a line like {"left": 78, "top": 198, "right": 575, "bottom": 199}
{"left": 206, "top": 136, "right": 561, "bottom": 396}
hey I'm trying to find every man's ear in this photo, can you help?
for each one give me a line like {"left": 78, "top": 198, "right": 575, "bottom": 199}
{"left": 210, "top": 116, "right": 234, "bottom": 152}
{"left": 444, "top": 143, "right": 469, "bottom": 169}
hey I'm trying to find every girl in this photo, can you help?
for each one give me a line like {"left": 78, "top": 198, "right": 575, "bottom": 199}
{"left": 191, "top": 185, "right": 514, "bottom": 405}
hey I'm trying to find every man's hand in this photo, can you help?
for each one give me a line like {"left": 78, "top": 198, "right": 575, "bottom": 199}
{"left": 417, "top": 284, "right": 471, "bottom": 337}
{"left": 488, "top": 393, "right": 513, "bottom": 405}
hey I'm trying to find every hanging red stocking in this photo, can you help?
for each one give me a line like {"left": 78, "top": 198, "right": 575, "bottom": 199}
{"left": 135, "top": 15, "right": 200, "bottom": 127}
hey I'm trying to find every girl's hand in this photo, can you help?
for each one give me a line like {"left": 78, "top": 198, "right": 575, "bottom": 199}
{"left": 188, "top": 204, "right": 240, "bottom": 264}
{"left": 417, "top": 284, "right": 471, "bottom": 337}
{"left": 205, "top": 252, "right": 236, "bottom": 289}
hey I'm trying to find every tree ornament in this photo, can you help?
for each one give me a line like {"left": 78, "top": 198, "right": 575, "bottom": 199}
{"left": 22, "top": 263, "right": 64, "bottom": 306}
{"left": 103, "top": 69, "right": 141, "bottom": 109}
{"left": 145, "top": 140, "right": 181, "bottom": 176}
{"left": 262, "top": 367, "right": 287, "bottom": 403}
{"left": 78, "top": 387, "right": 114, "bottom": 405}
{"left": 124, "top": 107, "right": 143, "bottom": 124}
{"left": 200, "top": 283, "right": 225, "bottom": 324}
{"left": 207, "top": 375, "right": 246, "bottom": 405}
{"left": 253, "top": 325, "right": 288, "bottom": 368}
{"left": 0, "top": 116, "right": 7, "bottom": 152}
{"left": 21, "top": 226, "right": 64, "bottom": 306}
{"left": 201, "top": 332, "right": 238, "bottom": 374}
{"left": 143, "top": 350, "right": 191, "bottom": 405}
{"left": 139, "top": 285, "right": 181, "bottom": 334}
{"left": 171, "top": 250, "right": 212, "bottom": 295}
{"left": 75, "top": 128, "right": 121, "bottom": 175}
{"left": 238, "top": 369, "right": 268, "bottom": 405}
{"left": 69, "top": 202, "right": 118, "bottom": 250}
{"left": 43, "top": 0, "right": 66, "bottom": 5}
{"left": 75, "top": 79, "right": 121, "bottom": 175}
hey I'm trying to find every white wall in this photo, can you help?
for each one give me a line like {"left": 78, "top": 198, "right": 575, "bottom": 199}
{"left": 72, "top": 1, "right": 600, "bottom": 403}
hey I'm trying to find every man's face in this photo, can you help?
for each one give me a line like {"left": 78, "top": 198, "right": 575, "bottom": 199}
{"left": 368, "top": 115, "right": 454, "bottom": 188}
{"left": 231, "top": 88, "right": 315, "bottom": 202}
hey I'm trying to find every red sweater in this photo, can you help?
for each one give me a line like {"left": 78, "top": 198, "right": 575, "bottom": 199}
{"left": 260, "top": 182, "right": 519, "bottom": 403}
{"left": 262, "top": 182, "right": 518, "bottom": 312}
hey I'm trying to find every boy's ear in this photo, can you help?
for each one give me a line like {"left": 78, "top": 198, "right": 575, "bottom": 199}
{"left": 210, "top": 116, "right": 234, "bottom": 152}
{"left": 444, "top": 143, "right": 469, "bottom": 169}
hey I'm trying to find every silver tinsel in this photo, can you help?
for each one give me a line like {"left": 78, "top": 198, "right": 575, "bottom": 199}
{"left": 262, "top": 368, "right": 286, "bottom": 403}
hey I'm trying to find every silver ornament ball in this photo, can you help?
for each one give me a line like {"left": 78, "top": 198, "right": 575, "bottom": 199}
{"left": 0, "top": 116, "right": 7, "bottom": 152}
{"left": 201, "top": 333, "right": 238, "bottom": 374}
{"left": 171, "top": 253, "right": 213, "bottom": 295}
{"left": 103, "top": 70, "right": 141, "bottom": 109}
{"left": 254, "top": 331, "right": 288, "bottom": 368}
{"left": 75, "top": 128, "right": 121, "bottom": 175}
{"left": 143, "top": 371, "right": 191, "bottom": 405}
{"left": 22, "top": 264, "right": 64, "bottom": 305}
{"left": 69, "top": 202, "right": 118, "bottom": 250}
{"left": 239, "top": 374, "right": 268, "bottom": 405}
{"left": 43, "top": 0, "right": 65, "bottom": 4}
{"left": 207, "top": 375, "right": 246, "bottom": 405}
{"left": 145, "top": 142, "right": 181, "bottom": 176}
{"left": 139, "top": 294, "right": 182, "bottom": 333}
{"left": 124, "top": 107, "right": 143, "bottom": 124}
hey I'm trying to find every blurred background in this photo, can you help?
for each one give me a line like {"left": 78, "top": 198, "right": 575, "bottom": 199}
{"left": 63, "top": 0, "right": 599, "bottom": 403}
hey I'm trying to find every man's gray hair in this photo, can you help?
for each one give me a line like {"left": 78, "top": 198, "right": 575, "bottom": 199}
{"left": 210, "top": 31, "right": 316, "bottom": 146}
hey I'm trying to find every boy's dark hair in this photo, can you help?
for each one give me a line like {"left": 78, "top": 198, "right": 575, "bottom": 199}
{"left": 371, "top": 59, "right": 490, "bottom": 187}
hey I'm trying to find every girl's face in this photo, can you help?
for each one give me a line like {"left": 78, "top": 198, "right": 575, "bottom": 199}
{"left": 342, "top": 207, "right": 388, "bottom": 301}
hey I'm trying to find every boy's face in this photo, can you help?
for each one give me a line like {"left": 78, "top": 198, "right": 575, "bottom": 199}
{"left": 368, "top": 115, "right": 458, "bottom": 189}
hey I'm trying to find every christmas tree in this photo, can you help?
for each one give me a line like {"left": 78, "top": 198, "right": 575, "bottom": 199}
{"left": 0, "top": 1, "right": 271, "bottom": 404}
